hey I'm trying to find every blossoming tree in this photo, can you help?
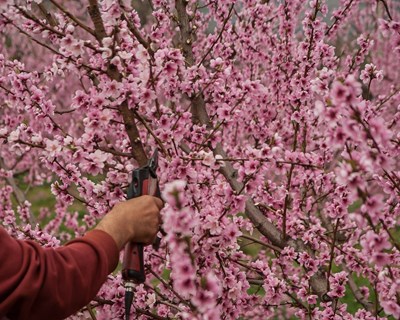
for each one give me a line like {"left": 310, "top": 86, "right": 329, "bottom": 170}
{"left": 0, "top": 0, "right": 399, "bottom": 319}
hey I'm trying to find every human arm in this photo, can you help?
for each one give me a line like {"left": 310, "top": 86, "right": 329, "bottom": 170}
{"left": 0, "top": 195, "right": 162, "bottom": 320}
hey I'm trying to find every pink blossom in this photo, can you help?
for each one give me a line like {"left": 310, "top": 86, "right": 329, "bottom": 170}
{"left": 162, "top": 180, "right": 187, "bottom": 209}
{"left": 307, "top": 295, "right": 317, "bottom": 305}
{"left": 371, "top": 252, "right": 390, "bottom": 267}
{"left": 0, "top": 0, "right": 11, "bottom": 10}
{"left": 7, "top": 129, "right": 20, "bottom": 142}
{"left": 360, "top": 194, "right": 385, "bottom": 224}
{"left": 360, "top": 64, "right": 384, "bottom": 84}
{"left": 362, "top": 231, "right": 391, "bottom": 252}
{"left": 45, "top": 139, "right": 62, "bottom": 158}
{"left": 331, "top": 75, "right": 361, "bottom": 106}
{"left": 328, "top": 285, "right": 346, "bottom": 298}
{"left": 381, "top": 300, "right": 400, "bottom": 319}
{"left": 1, "top": 1, "right": 400, "bottom": 319}
{"left": 80, "top": 150, "right": 108, "bottom": 175}
{"left": 200, "top": 151, "right": 215, "bottom": 167}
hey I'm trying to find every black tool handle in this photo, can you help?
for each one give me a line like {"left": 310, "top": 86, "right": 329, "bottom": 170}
{"left": 122, "top": 167, "right": 160, "bottom": 283}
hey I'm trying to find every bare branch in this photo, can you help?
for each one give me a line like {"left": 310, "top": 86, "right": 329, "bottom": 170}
{"left": 379, "top": 0, "right": 393, "bottom": 21}
{"left": 344, "top": 266, "right": 375, "bottom": 312}
{"left": 197, "top": 4, "right": 234, "bottom": 67}
{"left": 122, "top": 14, "right": 153, "bottom": 55}
{"left": 119, "top": 102, "right": 148, "bottom": 166}
{"left": 240, "top": 233, "right": 282, "bottom": 253}
{"left": 325, "top": 0, "right": 355, "bottom": 36}
{"left": 49, "top": 0, "right": 96, "bottom": 36}
{"left": 87, "top": 0, "right": 107, "bottom": 41}
{"left": 36, "top": 2, "right": 58, "bottom": 27}
{"left": 326, "top": 218, "right": 340, "bottom": 291}
{"left": 132, "top": 110, "right": 171, "bottom": 161}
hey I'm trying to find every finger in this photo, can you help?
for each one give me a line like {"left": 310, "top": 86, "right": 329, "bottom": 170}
{"left": 153, "top": 197, "right": 164, "bottom": 210}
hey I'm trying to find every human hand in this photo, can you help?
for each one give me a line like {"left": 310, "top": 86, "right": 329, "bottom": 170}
{"left": 95, "top": 195, "right": 163, "bottom": 250}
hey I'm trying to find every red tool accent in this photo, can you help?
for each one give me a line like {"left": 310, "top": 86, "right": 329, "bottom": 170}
{"left": 122, "top": 178, "right": 151, "bottom": 283}
{"left": 122, "top": 150, "right": 160, "bottom": 319}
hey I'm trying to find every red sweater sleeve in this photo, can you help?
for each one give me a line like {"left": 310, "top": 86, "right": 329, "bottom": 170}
{"left": 0, "top": 227, "right": 119, "bottom": 320}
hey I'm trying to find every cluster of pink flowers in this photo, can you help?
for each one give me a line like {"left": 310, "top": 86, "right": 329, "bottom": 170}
{"left": 0, "top": 0, "right": 400, "bottom": 319}
{"left": 360, "top": 64, "right": 384, "bottom": 85}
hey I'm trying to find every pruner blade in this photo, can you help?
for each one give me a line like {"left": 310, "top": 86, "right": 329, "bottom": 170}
{"left": 148, "top": 149, "right": 158, "bottom": 176}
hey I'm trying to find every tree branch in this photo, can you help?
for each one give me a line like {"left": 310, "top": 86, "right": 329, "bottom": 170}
{"left": 379, "top": 0, "right": 393, "bottom": 21}
{"left": 85, "top": 0, "right": 149, "bottom": 166}
{"left": 49, "top": 0, "right": 96, "bottom": 36}
{"left": 240, "top": 233, "right": 282, "bottom": 253}
{"left": 133, "top": 110, "right": 170, "bottom": 160}
{"left": 175, "top": 0, "right": 211, "bottom": 126}
{"left": 326, "top": 218, "right": 340, "bottom": 291}
{"left": 197, "top": 4, "right": 234, "bottom": 67}
{"left": 122, "top": 14, "right": 153, "bottom": 54}
{"left": 174, "top": 0, "right": 328, "bottom": 299}
{"left": 36, "top": 2, "right": 58, "bottom": 27}
{"left": 119, "top": 102, "right": 148, "bottom": 166}
{"left": 87, "top": 0, "right": 107, "bottom": 41}
{"left": 344, "top": 266, "right": 375, "bottom": 312}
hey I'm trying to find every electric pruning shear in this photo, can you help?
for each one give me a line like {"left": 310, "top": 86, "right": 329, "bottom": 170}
{"left": 122, "top": 149, "right": 161, "bottom": 320}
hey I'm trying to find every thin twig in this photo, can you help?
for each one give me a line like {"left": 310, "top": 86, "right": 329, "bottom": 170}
{"left": 197, "top": 4, "right": 234, "bottom": 67}
{"left": 240, "top": 234, "right": 282, "bottom": 253}
{"left": 379, "top": 0, "right": 393, "bottom": 21}
{"left": 122, "top": 14, "right": 153, "bottom": 54}
{"left": 325, "top": 0, "right": 355, "bottom": 36}
{"left": 380, "top": 219, "right": 400, "bottom": 251}
{"left": 97, "top": 146, "right": 133, "bottom": 158}
{"left": 49, "top": 0, "right": 96, "bottom": 36}
{"left": 326, "top": 218, "right": 340, "bottom": 291}
{"left": 37, "top": 2, "right": 58, "bottom": 26}
{"left": 132, "top": 110, "right": 170, "bottom": 160}
{"left": 136, "top": 308, "right": 169, "bottom": 320}
{"left": 148, "top": 269, "right": 192, "bottom": 308}
{"left": 86, "top": 304, "right": 97, "bottom": 320}
{"left": 343, "top": 266, "right": 374, "bottom": 312}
